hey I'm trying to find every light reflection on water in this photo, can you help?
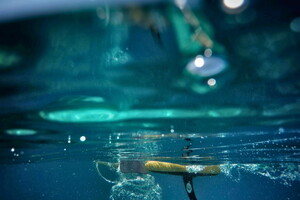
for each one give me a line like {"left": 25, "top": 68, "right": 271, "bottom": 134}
{"left": 39, "top": 104, "right": 257, "bottom": 123}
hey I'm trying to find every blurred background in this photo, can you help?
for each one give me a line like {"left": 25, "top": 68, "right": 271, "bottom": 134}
{"left": 0, "top": 0, "right": 299, "bottom": 199}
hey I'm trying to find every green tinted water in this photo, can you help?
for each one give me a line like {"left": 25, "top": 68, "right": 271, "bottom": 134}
{"left": 0, "top": 3, "right": 299, "bottom": 194}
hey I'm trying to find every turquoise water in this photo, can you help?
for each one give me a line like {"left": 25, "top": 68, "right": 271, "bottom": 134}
{"left": 0, "top": 1, "right": 300, "bottom": 199}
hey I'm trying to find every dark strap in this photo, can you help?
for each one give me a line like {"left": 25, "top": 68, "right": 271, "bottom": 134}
{"left": 183, "top": 175, "right": 197, "bottom": 200}
{"left": 182, "top": 138, "right": 198, "bottom": 200}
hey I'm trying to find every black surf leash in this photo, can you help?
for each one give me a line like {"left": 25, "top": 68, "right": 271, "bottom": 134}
{"left": 182, "top": 138, "right": 198, "bottom": 200}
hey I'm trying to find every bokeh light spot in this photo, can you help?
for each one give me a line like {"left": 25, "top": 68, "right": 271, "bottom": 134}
{"left": 194, "top": 55, "right": 205, "bottom": 68}
{"left": 223, "top": 0, "right": 244, "bottom": 9}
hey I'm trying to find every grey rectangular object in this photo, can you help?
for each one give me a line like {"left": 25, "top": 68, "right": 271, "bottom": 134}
{"left": 120, "top": 160, "right": 147, "bottom": 174}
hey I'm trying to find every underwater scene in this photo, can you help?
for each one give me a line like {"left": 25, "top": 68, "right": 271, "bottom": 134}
{"left": 0, "top": 0, "right": 300, "bottom": 199}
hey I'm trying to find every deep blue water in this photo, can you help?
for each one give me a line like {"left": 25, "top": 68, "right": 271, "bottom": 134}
{"left": 0, "top": 0, "right": 300, "bottom": 199}
{"left": 1, "top": 160, "right": 300, "bottom": 200}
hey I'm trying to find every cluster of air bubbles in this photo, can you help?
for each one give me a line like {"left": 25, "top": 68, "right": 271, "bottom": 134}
{"left": 10, "top": 147, "right": 25, "bottom": 158}
{"left": 106, "top": 47, "right": 130, "bottom": 66}
{"left": 221, "top": 163, "right": 300, "bottom": 186}
{"left": 131, "top": 140, "right": 161, "bottom": 157}
{"left": 11, "top": 147, "right": 19, "bottom": 157}
{"left": 67, "top": 135, "right": 87, "bottom": 142}
{"left": 220, "top": 164, "right": 241, "bottom": 182}
{"left": 109, "top": 134, "right": 112, "bottom": 144}
{"left": 67, "top": 135, "right": 71, "bottom": 144}
{"left": 99, "top": 129, "right": 162, "bottom": 199}
{"left": 110, "top": 174, "right": 162, "bottom": 200}
{"left": 186, "top": 165, "right": 205, "bottom": 174}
